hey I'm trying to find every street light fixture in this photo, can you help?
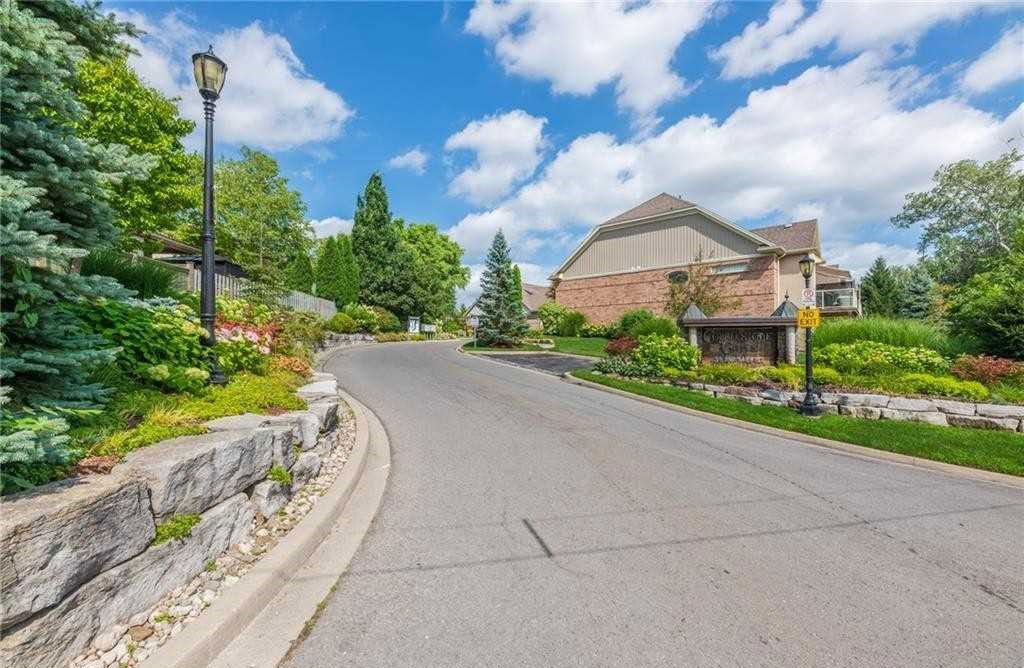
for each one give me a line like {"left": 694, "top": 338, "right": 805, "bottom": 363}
{"left": 798, "top": 253, "right": 822, "bottom": 416}
{"left": 192, "top": 46, "right": 228, "bottom": 385}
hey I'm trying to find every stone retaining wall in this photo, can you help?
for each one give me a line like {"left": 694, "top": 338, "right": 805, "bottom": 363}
{"left": 0, "top": 373, "right": 345, "bottom": 668}
{"left": 668, "top": 380, "right": 1024, "bottom": 432}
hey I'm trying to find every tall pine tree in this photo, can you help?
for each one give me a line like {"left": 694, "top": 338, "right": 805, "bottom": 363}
{"left": 860, "top": 257, "right": 903, "bottom": 317}
{"left": 511, "top": 264, "right": 525, "bottom": 318}
{"left": 314, "top": 237, "right": 343, "bottom": 305}
{"left": 351, "top": 173, "right": 413, "bottom": 315}
{"left": 285, "top": 251, "right": 315, "bottom": 293}
{"left": 334, "top": 234, "right": 360, "bottom": 308}
{"left": 477, "top": 231, "right": 528, "bottom": 346}
{"left": 899, "top": 264, "right": 935, "bottom": 320}
{"left": 1, "top": 1, "right": 146, "bottom": 487}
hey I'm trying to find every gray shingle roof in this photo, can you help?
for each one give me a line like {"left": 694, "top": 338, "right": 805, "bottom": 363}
{"left": 521, "top": 282, "right": 550, "bottom": 312}
{"left": 748, "top": 220, "right": 819, "bottom": 251}
{"left": 603, "top": 193, "right": 697, "bottom": 225}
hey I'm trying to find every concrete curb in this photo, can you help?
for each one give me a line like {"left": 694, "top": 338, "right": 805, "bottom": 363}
{"left": 460, "top": 346, "right": 601, "bottom": 362}
{"left": 145, "top": 383, "right": 389, "bottom": 667}
{"left": 564, "top": 373, "right": 1024, "bottom": 490}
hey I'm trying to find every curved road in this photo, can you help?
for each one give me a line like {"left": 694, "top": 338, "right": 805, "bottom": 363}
{"left": 287, "top": 342, "right": 1023, "bottom": 667}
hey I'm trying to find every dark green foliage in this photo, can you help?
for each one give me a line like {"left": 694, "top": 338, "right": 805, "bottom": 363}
{"left": 511, "top": 264, "right": 524, "bottom": 316}
{"left": 351, "top": 174, "right": 413, "bottom": 315}
{"left": 1, "top": 0, "right": 147, "bottom": 484}
{"left": 892, "top": 148, "right": 1023, "bottom": 285}
{"left": 80, "top": 248, "right": 182, "bottom": 299}
{"left": 860, "top": 257, "right": 903, "bottom": 317}
{"left": 899, "top": 264, "right": 935, "bottom": 320}
{"left": 334, "top": 234, "right": 360, "bottom": 307}
{"left": 341, "top": 304, "right": 378, "bottom": 333}
{"left": 947, "top": 234, "right": 1024, "bottom": 359}
{"left": 630, "top": 316, "right": 679, "bottom": 337}
{"left": 369, "top": 306, "right": 402, "bottom": 333}
{"left": 314, "top": 237, "right": 343, "bottom": 305}
{"left": 555, "top": 310, "right": 586, "bottom": 337}
{"left": 617, "top": 309, "right": 657, "bottom": 337}
{"left": 328, "top": 313, "right": 357, "bottom": 333}
{"left": 403, "top": 223, "right": 469, "bottom": 321}
{"left": 284, "top": 252, "right": 315, "bottom": 293}
{"left": 476, "top": 230, "right": 528, "bottom": 346}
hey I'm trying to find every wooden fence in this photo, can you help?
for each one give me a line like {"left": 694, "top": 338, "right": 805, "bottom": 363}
{"left": 173, "top": 262, "right": 336, "bottom": 318}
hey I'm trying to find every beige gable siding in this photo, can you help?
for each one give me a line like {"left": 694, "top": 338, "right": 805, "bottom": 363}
{"left": 562, "top": 212, "right": 762, "bottom": 278}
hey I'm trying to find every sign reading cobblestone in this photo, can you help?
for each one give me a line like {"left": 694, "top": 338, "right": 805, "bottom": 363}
{"left": 700, "top": 327, "right": 778, "bottom": 365}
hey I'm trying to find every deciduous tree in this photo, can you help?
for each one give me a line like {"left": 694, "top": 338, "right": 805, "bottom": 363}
{"left": 402, "top": 223, "right": 469, "bottom": 321}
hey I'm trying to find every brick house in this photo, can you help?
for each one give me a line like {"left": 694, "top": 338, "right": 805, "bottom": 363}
{"left": 549, "top": 193, "right": 858, "bottom": 323}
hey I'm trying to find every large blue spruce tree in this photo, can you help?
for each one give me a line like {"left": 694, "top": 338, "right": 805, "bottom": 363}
{"left": 477, "top": 231, "right": 527, "bottom": 346}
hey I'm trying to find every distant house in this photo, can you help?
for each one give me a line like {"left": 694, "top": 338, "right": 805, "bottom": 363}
{"left": 467, "top": 281, "right": 551, "bottom": 329}
{"left": 549, "top": 193, "right": 859, "bottom": 323}
{"left": 146, "top": 232, "right": 248, "bottom": 279}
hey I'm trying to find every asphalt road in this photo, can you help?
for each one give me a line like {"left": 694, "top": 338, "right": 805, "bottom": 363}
{"left": 287, "top": 342, "right": 1024, "bottom": 667}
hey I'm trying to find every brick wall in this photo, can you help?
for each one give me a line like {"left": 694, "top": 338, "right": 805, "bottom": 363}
{"left": 553, "top": 256, "right": 779, "bottom": 324}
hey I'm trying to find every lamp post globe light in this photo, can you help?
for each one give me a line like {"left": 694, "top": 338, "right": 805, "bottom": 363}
{"left": 798, "top": 254, "right": 823, "bottom": 416}
{"left": 192, "top": 46, "right": 228, "bottom": 385}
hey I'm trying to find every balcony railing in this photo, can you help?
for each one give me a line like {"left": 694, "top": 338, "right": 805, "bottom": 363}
{"left": 816, "top": 287, "right": 859, "bottom": 310}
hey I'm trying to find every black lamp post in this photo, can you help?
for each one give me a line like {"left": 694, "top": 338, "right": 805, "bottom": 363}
{"left": 798, "top": 253, "right": 822, "bottom": 416}
{"left": 192, "top": 46, "right": 228, "bottom": 385}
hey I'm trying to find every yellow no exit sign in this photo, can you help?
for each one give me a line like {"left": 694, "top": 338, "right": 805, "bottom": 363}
{"left": 797, "top": 308, "right": 821, "bottom": 329}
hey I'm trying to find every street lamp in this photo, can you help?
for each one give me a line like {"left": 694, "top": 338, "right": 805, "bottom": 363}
{"left": 192, "top": 46, "right": 228, "bottom": 385}
{"left": 798, "top": 253, "right": 822, "bottom": 416}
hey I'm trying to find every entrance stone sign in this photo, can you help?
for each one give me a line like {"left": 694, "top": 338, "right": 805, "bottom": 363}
{"left": 700, "top": 327, "right": 778, "bottom": 365}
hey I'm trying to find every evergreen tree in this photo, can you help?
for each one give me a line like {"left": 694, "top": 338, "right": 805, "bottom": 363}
{"left": 477, "top": 231, "right": 528, "bottom": 346}
{"left": 334, "top": 234, "right": 360, "bottom": 308}
{"left": 511, "top": 264, "right": 525, "bottom": 317}
{"left": 285, "top": 251, "right": 315, "bottom": 293}
{"left": 351, "top": 173, "right": 413, "bottom": 315}
{"left": 860, "top": 257, "right": 903, "bottom": 317}
{"left": 899, "top": 264, "right": 935, "bottom": 320}
{"left": 314, "top": 237, "right": 343, "bottom": 305}
{"left": 1, "top": 0, "right": 143, "bottom": 488}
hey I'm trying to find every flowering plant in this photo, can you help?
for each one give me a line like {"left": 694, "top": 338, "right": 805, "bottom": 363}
{"left": 215, "top": 322, "right": 276, "bottom": 355}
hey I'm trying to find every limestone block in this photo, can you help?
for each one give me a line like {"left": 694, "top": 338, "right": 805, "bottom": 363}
{"left": 250, "top": 480, "right": 290, "bottom": 518}
{"left": 932, "top": 399, "right": 977, "bottom": 416}
{"left": 735, "top": 395, "right": 763, "bottom": 405}
{"left": 838, "top": 405, "right": 882, "bottom": 419}
{"left": 703, "top": 384, "right": 725, "bottom": 394}
{"left": 947, "top": 415, "right": 1021, "bottom": 431}
{"left": 975, "top": 404, "right": 1024, "bottom": 419}
{"left": 723, "top": 385, "right": 759, "bottom": 397}
{"left": 878, "top": 408, "right": 909, "bottom": 421}
{"left": 0, "top": 494, "right": 252, "bottom": 668}
{"left": 759, "top": 389, "right": 792, "bottom": 402}
{"left": 888, "top": 397, "right": 936, "bottom": 412}
{"left": 290, "top": 452, "right": 322, "bottom": 493}
{"left": 838, "top": 393, "right": 890, "bottom": 408}
{"left": 307, "top": 397, "right": 340, "bottom": 432}
{"left": 265, "top": 411, "right": 320, "bottom": 450}
{"left": 121, "top": 429, "right": 273, "bottom": 520}
{"left": 906, "top": 411, "right": 948, "bottom": 426}
{"left": 0, "top": 472, "right": 154, "bottom": 629}
{"left": 295, "top": 379, "right": 337, "bottom": 401}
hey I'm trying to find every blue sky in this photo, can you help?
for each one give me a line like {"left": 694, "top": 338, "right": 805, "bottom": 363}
{"left": 114, "top": 1, "right": 1023, "bottom": 301}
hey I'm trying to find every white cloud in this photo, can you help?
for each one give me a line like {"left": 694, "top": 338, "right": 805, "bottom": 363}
{"left": 457, "top": 260, "right": 553, "bottom": 306}
{"left": 447, "top": 55, "right": 1022, "bottom": 264}
{"left": 387, "top": 147, "right": 429, "bottom": 174}
{"left": 822, "top": 241, "right": 920, "bottom": 278}
{"left": 713, "top": 0, "right": 994, "bottom": 79}
{"left": 961, "top": 22, "right": 1024, "bottom": 94}
{"left": 310, "top": 217, "right": 353, "bottom": 238}
{"left": 466, "top": 1, "right": 711, "bottom": 128}
{"left": 445, "top": 110, "right": 548, "bottom": 205}
{"left": 116, "top": 10, "right": 353, "bottom": 150}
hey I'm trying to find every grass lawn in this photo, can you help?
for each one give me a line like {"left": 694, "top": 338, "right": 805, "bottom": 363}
{"left": 462, "top": 341, "right": 543, "bottom": 352}
{"left": 550, "top": 336, "right": 609, "bottom": 358}
{"left": 573, "top": 370, "right": 1024, "bottom": 477}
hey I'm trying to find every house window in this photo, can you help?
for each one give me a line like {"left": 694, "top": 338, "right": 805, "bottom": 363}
{"left": 712, "top": 262, "right": 749, "bottom": 275}
{"left": 667, "top": 270, "right": 688, "bottom": 284}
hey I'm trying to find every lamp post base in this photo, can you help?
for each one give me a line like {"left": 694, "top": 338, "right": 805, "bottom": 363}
{"left": 209, "top": 367, "right": 228, "bottom": 386}
{"left": 799, "top": 399, "right": 824, "bottom": 417}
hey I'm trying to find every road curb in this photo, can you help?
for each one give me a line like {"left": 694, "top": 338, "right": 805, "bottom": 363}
{"left": 564, "top": 373, "right": 1024, "bottom": 490}
{"left": 145, "top": 383, "right": 390, "bottom": 668}
{"left": 461, "top": 347, "right": 600, "bottom": 361}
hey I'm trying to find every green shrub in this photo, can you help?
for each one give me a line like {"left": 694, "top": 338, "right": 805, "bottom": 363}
{"left": 947, "top": 248, "right": 1024, "bottom": 359}
{"left": 813, "top": 367, "right": 842, "bottom": 386}
{"left": 268, "top": 465, "right": 292, "bottom": 485}
{"left": 217, "top": 297, "right": 276, "bottom": 327}
{"left": 817, "top": 341, "right": 949, "bottom": 375}
{"left": 695, "top": 364, "right": 758, "bottom": 385}
{"left": 580, "top": 322, "right": 615, "bottom": 338}
{"left": 214, "top": 340, "right": 267, "bottom": 375}
{"left": 757, "top": 365, "right": 804, "bottom": 389}
{"left": 328, "top": 313, "right": 357, "bottom": 334}
{"left": 370, "top": 306, "right": 402, "bottom": 333}
{"left": 631, "top": 316, "right": 678, "bottom": 338}
{"left": 556, "top": 310, "right": 587, "bottom": 337}
{"left": 537, "top": 302, "right": 571, "bottom": 335}
{"left": 814, "top": 316, "right": 956, "bottom": 355}
{"left": 153, "top": 514, "right": 201, "bottom": 545}
{"left": 617, "top": 309, "right": 656, "bottom": 337}
{"left": 342, "top": 304, "right": 379, "bottom": 333}
{"left": 632, "top": 335, "right": 700, "bottom": 373}
{"left": 80, "top": 249, "right": 182, "bottom": 299}
{"left": 275, "top": 311, "right": 327, "bottom": 355}
{"left": 892, "top": 373, "right": 989, "bottom": 401}
{"left": 592, "top": 356, "right": 659, "bottom": 378}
